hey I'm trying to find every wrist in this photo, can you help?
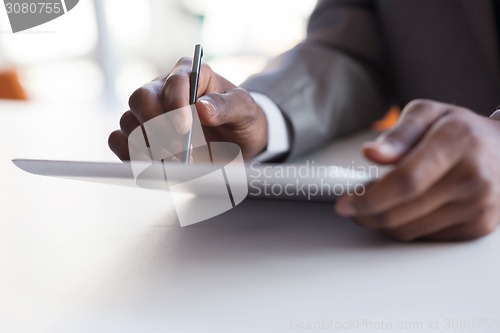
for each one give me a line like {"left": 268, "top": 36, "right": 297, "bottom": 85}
{"left": 245, "top": 104, "right": 268, "bottom": 159}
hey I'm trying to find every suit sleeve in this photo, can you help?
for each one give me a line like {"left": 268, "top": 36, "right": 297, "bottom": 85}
{"left": 241, "top": 0, "right": 392, "bottom": 160}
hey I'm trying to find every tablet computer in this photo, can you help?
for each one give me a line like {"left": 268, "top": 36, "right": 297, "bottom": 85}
{"left": 13, "top": 159, "right": 373, "bottom": 202}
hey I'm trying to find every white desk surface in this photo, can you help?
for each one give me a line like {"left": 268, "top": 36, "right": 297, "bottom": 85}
{"left": 1, "top": 101, "right": 499, "bottom": 333}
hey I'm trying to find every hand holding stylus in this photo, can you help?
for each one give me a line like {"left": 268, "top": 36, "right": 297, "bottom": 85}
{"left": 109, "top": 52, "right": 268, "bottom": 162}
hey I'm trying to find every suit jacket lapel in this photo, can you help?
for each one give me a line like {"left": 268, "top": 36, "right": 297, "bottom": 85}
{"left": 460, "top": 0, "right": 499, "bottom": 76}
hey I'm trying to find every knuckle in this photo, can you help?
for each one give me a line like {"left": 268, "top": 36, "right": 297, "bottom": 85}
{"left": 382, "top": 112, "right": 429, "bottom": 145}
{"left": 232, "top": 87, "right": 250, "bottom": 99}
{"left": 176, "top": 56, "right": 192, "bottom": 67}
{"left": 442, "top": 112, "right": 483, "bottom": 149}
{"left": 119, "top": 111, "right": 136, "bottom": 131}
{"left": 129, "top": 86, "right": 155, "bottom": 111}
{"left": 164, "top": 73, "right": 185, "bottom": 88}
{"left": 403, "top": 99, "right": 434, "bottom": 115}
{"left": 383, "top": 119, "right": 418, "bottom": 141}
{"left": 233, "top": 88, "right": 257, "bottom": 113}
{"left": 444, "top": 113, "right": 473, "bottom": 136}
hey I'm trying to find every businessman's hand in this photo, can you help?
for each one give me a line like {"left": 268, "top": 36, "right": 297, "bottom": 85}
{"left": 108, "top": 57, "right": 268, "bottom": 161}
{"left": 335, "top": 99, "right": 500, "bottom": 241}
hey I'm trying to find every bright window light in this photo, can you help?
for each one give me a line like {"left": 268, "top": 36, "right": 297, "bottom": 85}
{"left": 0, "top": 0, "right": 97, "bottom": 64}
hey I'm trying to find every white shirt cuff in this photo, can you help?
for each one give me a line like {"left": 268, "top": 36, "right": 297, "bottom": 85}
{"left": 250, "top": 92, "right": 289, "bottom": 162}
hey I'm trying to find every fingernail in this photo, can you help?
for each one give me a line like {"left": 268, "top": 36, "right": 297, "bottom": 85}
{"left": 367, "top": 138, "right": 401, "bottom": 157}
{"left": 198, "top": 99, "right": 216, "bottom": 117}
{"left": 335, "top": 198, "right": 357, "bottom": 217}
{"left": 376, "top": 141, "right": 397, "bottom": 156}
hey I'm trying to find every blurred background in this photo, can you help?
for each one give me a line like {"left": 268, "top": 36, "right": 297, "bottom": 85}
{"left": 0, "top": 0, "right": 316, "bottom": 111}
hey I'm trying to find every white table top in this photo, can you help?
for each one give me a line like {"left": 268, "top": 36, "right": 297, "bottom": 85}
{"left": 1, "top": 101, "right": 499, "bottom": 333}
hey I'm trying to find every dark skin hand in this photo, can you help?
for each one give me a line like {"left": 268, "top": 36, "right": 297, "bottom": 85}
{"left": 335, "top": 99, "right": 500, "bottom": 242}
{"left": 110, "top": 64, "right": 499, "bottom": 242}
{"left": 108, "top": 57, "right": 268, "bottom": 161}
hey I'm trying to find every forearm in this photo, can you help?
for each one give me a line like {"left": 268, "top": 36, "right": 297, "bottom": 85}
{"left": 241, "top": 0, "right": 392, "bottom": 159}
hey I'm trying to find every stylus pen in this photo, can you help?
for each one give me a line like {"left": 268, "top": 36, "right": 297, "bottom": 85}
{"left": 181, "top": 44, "right": 204, "bottom": 164}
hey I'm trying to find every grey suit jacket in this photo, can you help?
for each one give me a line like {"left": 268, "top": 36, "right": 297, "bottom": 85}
{"left": 241, "top": 0, "right": 500, "bottom": 159}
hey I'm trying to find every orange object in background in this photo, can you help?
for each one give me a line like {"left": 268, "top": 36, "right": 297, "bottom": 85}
{"left": 372, "top": 106, "right": 400, "bottom": 132}
{"left": 0, "top": 69, "right": 28, "bottom": 100}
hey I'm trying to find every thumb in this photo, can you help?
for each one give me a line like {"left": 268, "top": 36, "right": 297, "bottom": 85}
{"left": 196, "top": 88, "right": 255, "bottom": 127}
{"left": 363, "top": 100, "right": 449, "bottom": 164}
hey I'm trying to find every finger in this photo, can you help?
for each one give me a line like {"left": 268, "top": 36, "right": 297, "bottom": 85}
{"left": 377, "top": 202, "right": 475, "bottom": 242}
{"left": 422, "top": 220, "right": 497, "bottom": 242}
{"left": 160, "top": 71, "right": 191, "bottom": 134}
{"left": 129, "top": 80, "right": 166, "bottom": 124}
{"left": 336, "top": 112, "right": 470, "bottom": 216}
{"left": 162, "top": 58, "right": 235, "bottom": 108}
{"left": 363, "top": 100, "right": 451, "bottom": 164}
{"left": 126, "top": 81, "right": 178, "bottom": 157}
{"left": 161, "top": 59, "right": 236, "bottom": 133}
{"left": 111, "top": 127, "right": 153, "bottom": 162}
{"left": 145, "top": 134, "right": 184, "bottom": 162}
{"left": 129, "top": 77, "right": 190, "bottom": 136}
{"left": 120, "top": 110, "right": 141, "bottom": 136}
{"left": 196, "top": 88, "right": 258, "bottom": 127}
{"left": 108, "top": 130, "right": 130, "bottom": 161}
{"left": 355, "top": 161, "right": 479, "bottom": 229}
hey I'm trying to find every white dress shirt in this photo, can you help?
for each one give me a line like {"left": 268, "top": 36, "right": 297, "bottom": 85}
{"left": 250, "top": 92, "right": 290, "bottom": 162}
